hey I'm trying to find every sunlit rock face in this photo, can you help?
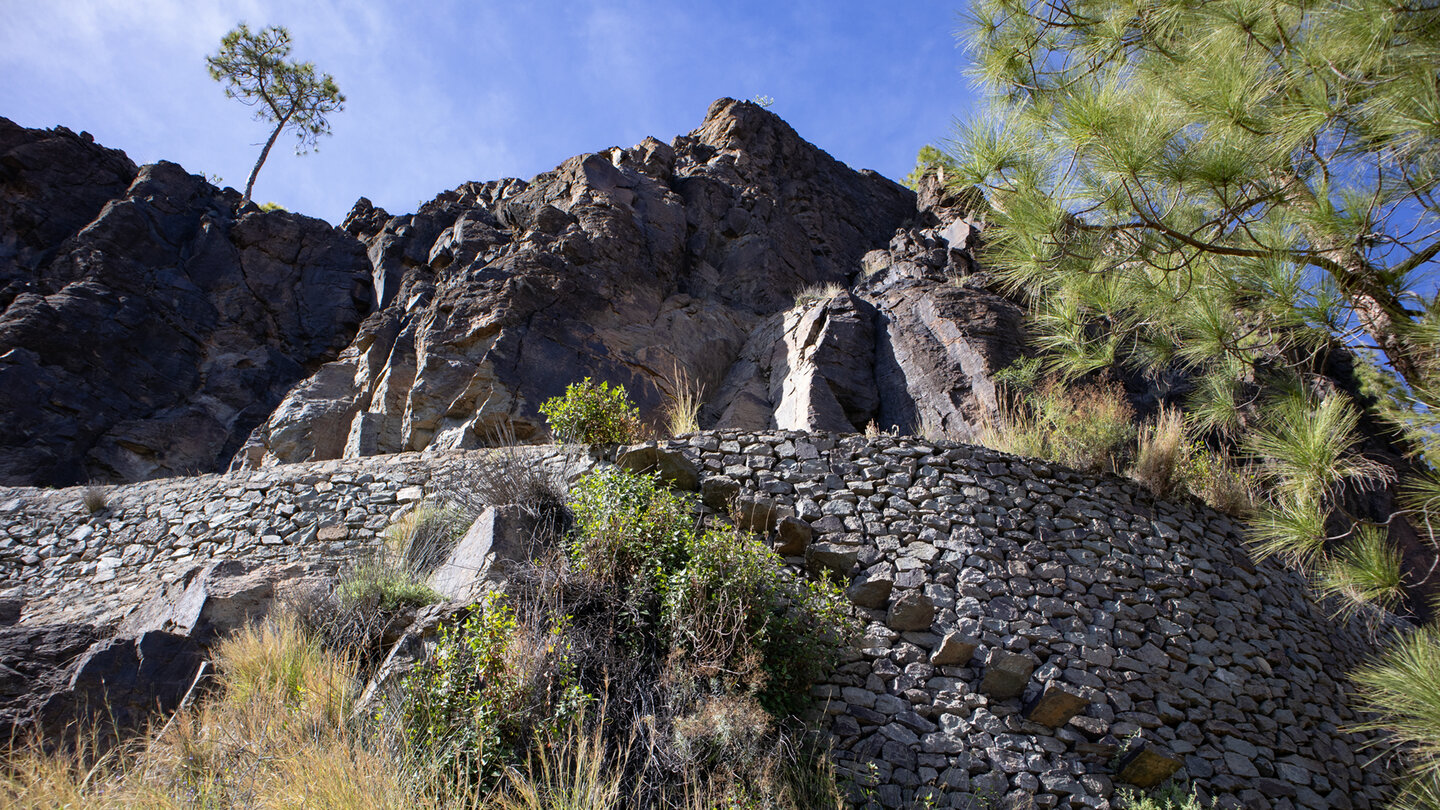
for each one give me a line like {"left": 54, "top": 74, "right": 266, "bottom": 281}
{"left": 238, "top": 98, "right": 1021, "bottom": 467}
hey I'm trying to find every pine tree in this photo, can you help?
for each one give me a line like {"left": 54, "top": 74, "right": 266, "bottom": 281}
{"left": 950, "top": 0, "right": 1440, "bottom": 799}
{"left": 207, "top": 24, "right": 345, "bottom": 205}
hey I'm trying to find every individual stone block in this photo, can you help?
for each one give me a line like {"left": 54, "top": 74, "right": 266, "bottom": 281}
{"left": 807, "top": 542, "right": 859, "bottom": 578}
{"left": 1024, "top": 684, "right": 1090, "bottom": 728}
{"left": 1115, "top": 745, "right": 1184, "bottom": 789}
{"left": 732, "top": 494, "right": 780, "bottom": 533}
{"left": 774, "top": 515, "right": 813, "bottom": 556}
{"left": 886, "top": 589, "right": 935, "bottom": 631}
{"left": 616, "top": 443, "right": 699, "bottom": 491}
{"left": 979, "top": 650, "right": 1035, "bottom": 700}
{"left": 700, "top": 476, "right": 740, "bottom": 510}
{"left": 847, "top": 563, "right": 894, "bottom": 608}
{"left": 930, "top": 632, "right": 978, "bottom": 666}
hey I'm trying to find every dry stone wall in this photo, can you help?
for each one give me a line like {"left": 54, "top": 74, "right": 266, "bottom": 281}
{"left": 0, "top": 431, "right": 1389, "bottom": 810}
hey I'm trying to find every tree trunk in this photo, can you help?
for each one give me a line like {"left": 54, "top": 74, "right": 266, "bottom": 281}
{"left": 242, "top": 112, "right": 291, "bottom": 205}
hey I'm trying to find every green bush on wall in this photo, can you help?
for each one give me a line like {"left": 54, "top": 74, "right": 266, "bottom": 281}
{"left": 539, "top": 377, "right": 641, "bottom": 445}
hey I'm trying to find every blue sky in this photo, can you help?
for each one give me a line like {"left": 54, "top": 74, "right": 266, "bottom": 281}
{"left": 1, "top": 1, "right": 976, "bottom": 225}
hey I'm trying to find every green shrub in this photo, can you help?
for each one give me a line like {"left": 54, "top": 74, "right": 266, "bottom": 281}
{"left": 334, "top": 559, "right": 442, "bottom": 612}
{"left": 399, "top": 595, "right": 589, "bottom": 796}
{"left": 1116, "top": 783, "right": 1216, "bottom": 809}
{"left": 663, "top": 526, "right": 853, "bottom": 715}
{"left": 540, "top": 378, "right": 642, "bottom": 445}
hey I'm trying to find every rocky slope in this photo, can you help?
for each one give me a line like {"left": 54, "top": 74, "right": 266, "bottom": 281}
{"left": 0, "top": 118, "right": 373, "bottom": 487}
{"left": 235, "top": 99, "right": 1022, "bottom": 467}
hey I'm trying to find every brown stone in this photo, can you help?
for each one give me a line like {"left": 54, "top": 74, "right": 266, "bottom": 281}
{"left": 886, "top": 589, "right": 935, "bottom": 631}
{"left": 774, "top": 515, "right": 812, "bottom": 556}
{"left": 979, "top": 651, "right": 1034, "bottom": 700}
{"left": 1023, "top": 684, "right": 1089, "bottom": 728}
{"left": 1116, "top": 746, "right": 1184, "bottom": 789}
{"left": 317, "top": 525, "right": 349, "bottom": 542}
{"left": 930, "top": 632, "right": 978, "bottom": 666}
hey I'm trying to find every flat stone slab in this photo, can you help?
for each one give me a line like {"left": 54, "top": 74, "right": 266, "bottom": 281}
{"left": 1023, "top": 684, "right": 1089, "bottom": 728}
{"left": 1116, "top": 746, "right": 1184, "bottom": 789}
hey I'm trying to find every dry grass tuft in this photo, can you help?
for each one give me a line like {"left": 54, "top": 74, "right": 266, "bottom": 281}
{"left": 662, "top": 362, "right": 705, "bottom": 437}
{"left": 1132, "top": 406, "right": 1186, "bottom": 497}
{"left": 81, "top": 485, "right": 108, "bottom": 515}
{"left": 792, "top": 282, "right": 846, "bottom": 307}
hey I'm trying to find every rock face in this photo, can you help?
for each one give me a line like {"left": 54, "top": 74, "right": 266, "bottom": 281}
{"left": 0, "top": 118, "right": 373, "bottom": 486}
{"left": 238, "top": 99, "right": 1022, "bottom": 466}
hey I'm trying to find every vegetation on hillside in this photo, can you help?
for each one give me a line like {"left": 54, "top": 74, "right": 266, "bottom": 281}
{"left": 949, "top": 0, "right": 1440, "bottom": 801}
{"left": 2, "top": 458, "right": 855, "bottom": 808}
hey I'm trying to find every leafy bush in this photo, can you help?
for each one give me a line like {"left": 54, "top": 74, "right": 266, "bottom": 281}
{"left": 664, "top": 526, "right": 852, "bottom": 715}
{"left": 540, "top": 378, "right": 642, "bottom": 445}
{"left": 1178, "top": 445, "right": 1257, "bottom": 517}
{"left": 399, "top": 595, "right": 589, "bottom": 797}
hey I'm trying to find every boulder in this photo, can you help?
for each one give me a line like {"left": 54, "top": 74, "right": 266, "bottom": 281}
{"left": 428, "top": 505, "right": 536, "bottom": 601}
{"left": 118, "top": 560, "right": 335, "bottom": 642}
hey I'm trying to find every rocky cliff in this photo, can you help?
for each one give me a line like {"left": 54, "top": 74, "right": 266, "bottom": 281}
{"left": 0, "top": 119, "right": 373, "bottom": 486}
{"left": 235, "top": 99, "right": 1022, "bottom": 468}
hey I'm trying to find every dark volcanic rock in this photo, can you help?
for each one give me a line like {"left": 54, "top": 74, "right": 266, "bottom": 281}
{"left": 240, "top": 99, "right": 916, "bottom": 462}
{"left": 240, "top": 98, "right": 1014, "bottom": 464}
{"left": 0, "top": 623, "right": 103, "bottom": 743}
{"left": 0, "top": 119, "right": 373, "bottom": 486}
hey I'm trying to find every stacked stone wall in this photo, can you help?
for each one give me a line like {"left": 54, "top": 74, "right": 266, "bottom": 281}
{"left": 0, "top": 432, "right": 1390, "bottom": 809}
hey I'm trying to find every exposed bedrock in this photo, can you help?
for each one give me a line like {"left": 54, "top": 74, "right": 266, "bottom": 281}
{"left": 0, "top": 119, "right": 373, "bottom": 486}
{"left": 239, "top": 99, "right": 1023, "bottom": 467}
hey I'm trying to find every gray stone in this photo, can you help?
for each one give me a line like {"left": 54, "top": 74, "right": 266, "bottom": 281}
{"left": 429, "top": 505, "right": 534, "bottom": 600}
{"left": 616, "top": 444, "right": 700, "bottom": 491}
{"left": 887, "top": 589, "right": 935, "bottom": 631}
{"left": 807, "top": 542, "right": 859, "bottom": 578}
{"left": 848, "top": 563, "right": 895, "bottom": 608}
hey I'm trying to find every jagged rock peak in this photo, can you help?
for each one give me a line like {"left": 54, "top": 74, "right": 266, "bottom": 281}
{"left": 235, "top": 100, "right": 1024, "bottom": 467}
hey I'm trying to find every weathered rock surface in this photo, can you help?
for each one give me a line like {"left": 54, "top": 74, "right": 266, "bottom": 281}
{"left": 237, "top": 99, "right": 1024, "bottom": 464}
{"left": 0, "top": 118, "right": 373, "bottom": 486}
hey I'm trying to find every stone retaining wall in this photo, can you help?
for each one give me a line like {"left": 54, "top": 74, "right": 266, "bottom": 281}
{"left": 0, "top": 431, "right": 1390, "bottom": 809}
